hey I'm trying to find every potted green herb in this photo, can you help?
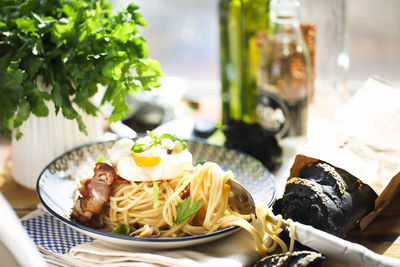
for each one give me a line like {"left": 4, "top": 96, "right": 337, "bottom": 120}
{"left": 0, "top": 0, "right": 162, "bottom": 188}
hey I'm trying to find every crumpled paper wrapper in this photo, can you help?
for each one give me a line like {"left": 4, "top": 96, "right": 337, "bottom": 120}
{"left": 290, "top": 76, "right": 400, "bottom": 230}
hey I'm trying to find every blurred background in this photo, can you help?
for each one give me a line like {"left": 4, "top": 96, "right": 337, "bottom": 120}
{"left": 111, "top": 0, "right": 220, "bottom": 101}
{"left": 111, "top": 0, "right": 400, "bottom": 90}
{"left": 109, "top": 0, "right": 400, "bottom": 127}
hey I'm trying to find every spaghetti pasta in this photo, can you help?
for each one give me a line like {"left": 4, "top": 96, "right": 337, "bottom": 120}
{"left": 102, "top": 162, "right": 234, "bottom": 237}
{"left": 72, "top": 134, "right": 295, "bottom": 256}
{"left": 101, "top": 161, "right": 295, "bottom": 255}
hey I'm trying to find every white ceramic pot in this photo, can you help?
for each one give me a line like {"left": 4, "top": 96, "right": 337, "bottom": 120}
{"left": 11, "top": 78, "right": 104, "bottom": 190}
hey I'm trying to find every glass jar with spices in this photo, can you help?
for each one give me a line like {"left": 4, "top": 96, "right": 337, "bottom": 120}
{"left": 257, "top": 0, "right": 312, "bottom": 138}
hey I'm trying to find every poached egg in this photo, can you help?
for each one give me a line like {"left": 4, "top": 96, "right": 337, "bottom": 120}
{"left": 109, "top": 137, "right": 193, "bottom": 182}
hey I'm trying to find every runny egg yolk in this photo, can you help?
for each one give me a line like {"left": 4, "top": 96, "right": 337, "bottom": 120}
{"left": 130, "top": 154, "right": 161, "bottom": 167}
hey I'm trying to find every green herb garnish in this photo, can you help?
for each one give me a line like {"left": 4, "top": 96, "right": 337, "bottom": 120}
{"left": 158, "top": 133, "right": 187, "bottom": 150}
{"left": 112, "top": 224, "right": 130, "bottom": 235}
{"left": 173, "top": 140, "right": 185, "bottom": 152}
{"left": 173, "top": 196, "right": 204, "bottom": 225}
{"left": 131, "top": 131, "right": 187, "bottom": 153}
{"left": 195, "top": 161, "right": 206, "bottom": 166}
{"left": 96, "top": 154, "right": 104, "bottom": 163}
{"left": 131, "top": 140, "right": 155, "bottom": 153}
{"left": 0, "top": 0, "right": 162, "bottom": 139}
{"left": 153, "top": 181, "right": 160, "bottom": 208}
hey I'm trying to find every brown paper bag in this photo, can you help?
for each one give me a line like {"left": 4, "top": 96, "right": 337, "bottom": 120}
{"left": 288, "top": 77, "right": 400, "bottom": 230}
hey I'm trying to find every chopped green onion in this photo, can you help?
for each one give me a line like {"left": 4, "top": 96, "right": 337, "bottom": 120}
{"left": 159, "top": 133, "right": 187, "bottom": 149}
{"left": 148, "top": 131, "right": 158, "bottom": 142}
{"left": 97, "top": 154, "right": 104, "bottom": 163}
{"left": 153, "top": 181, "right": 160, "bottom": 208}
{"left": 131, "top": 140, "right": 155, "bottom": 153}
{"left": 112, "top": 224, "right": 130, "bottom": 235}
{"left": 131, "top": 132, "right": 187, "bottom": 153}
{"left": 158, "top": 133, "right": 187, "bottom": 150}
{"left": 173, "top": 141, "right": 185, "bottom": 152}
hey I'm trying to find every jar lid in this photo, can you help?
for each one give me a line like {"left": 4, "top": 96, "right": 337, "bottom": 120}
{"left": 270, "top": 0, "right": 300, "bottom": 22}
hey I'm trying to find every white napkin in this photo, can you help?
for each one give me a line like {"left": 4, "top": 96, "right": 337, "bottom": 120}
{"left": 22, "top": 208, "right": 260, "bottom": 267}
{"left": 62, "top": 230, "right": 258, "bottom": 267}
{"left": 0, "top": 194, "right": 48, "bottom": 267}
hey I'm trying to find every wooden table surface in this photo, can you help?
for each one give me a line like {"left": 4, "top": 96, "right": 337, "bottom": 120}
{"left": 1, "top": 127, "right": 400, "bottom": 266}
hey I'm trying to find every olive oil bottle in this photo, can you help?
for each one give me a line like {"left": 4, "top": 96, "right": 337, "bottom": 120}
{"left": 219, "top": 0, "right": 270, "bottom": 125}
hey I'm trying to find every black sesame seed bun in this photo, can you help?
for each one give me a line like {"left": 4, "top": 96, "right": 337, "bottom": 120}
{"left": 253, "top": 250, "right": 325, "bottom": 267}
{"left": 273, "top": 161, "right": 377, "bottom": 237}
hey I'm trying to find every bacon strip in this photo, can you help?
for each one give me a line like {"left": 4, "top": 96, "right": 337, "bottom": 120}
{"left": 180, "top": 184, "right": 190, "bottom": 200}
{"left": 112, "top": 176, "right": 131, "bottom": 185}
{"left": 71, "top": 162, "right": 116, "bottom": 227}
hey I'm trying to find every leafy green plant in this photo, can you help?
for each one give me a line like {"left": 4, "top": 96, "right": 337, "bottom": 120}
{"left": 0, "top": 0, "right": 162, "bottom": 139}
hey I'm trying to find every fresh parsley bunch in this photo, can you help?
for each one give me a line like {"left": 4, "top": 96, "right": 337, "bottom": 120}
{"left": 0, "top": 0, "right": 162, "bottom": 139}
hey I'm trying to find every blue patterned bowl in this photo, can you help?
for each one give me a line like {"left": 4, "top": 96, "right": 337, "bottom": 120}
{"left": 37, "top": 139, "right": 275, "bottom": 249}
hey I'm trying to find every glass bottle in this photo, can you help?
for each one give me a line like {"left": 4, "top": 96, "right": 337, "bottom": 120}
{"left": 300, "top": 0, "right": 349, "bottom": 119}
{"left": 257, "top": 0, "right": 311, "bottom": 138}
{"left": 219, "top": 0, "right": 270, "bottom": 124}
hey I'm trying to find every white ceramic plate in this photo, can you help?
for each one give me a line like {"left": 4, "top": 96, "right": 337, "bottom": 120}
{"left": 37, "top": 139, "right": 276, "bottom": 249}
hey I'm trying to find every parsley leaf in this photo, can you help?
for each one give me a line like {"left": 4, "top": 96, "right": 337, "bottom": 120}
{"left": 174, "top": 197, "right": 204, "bottom": 225}
{"left": 112, "top": 224, "right": 130, "bottom": 235}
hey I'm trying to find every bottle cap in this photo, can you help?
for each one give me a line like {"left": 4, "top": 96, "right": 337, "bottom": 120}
{"left": 270, "top": 0, "right": 300, "bottom": 22}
